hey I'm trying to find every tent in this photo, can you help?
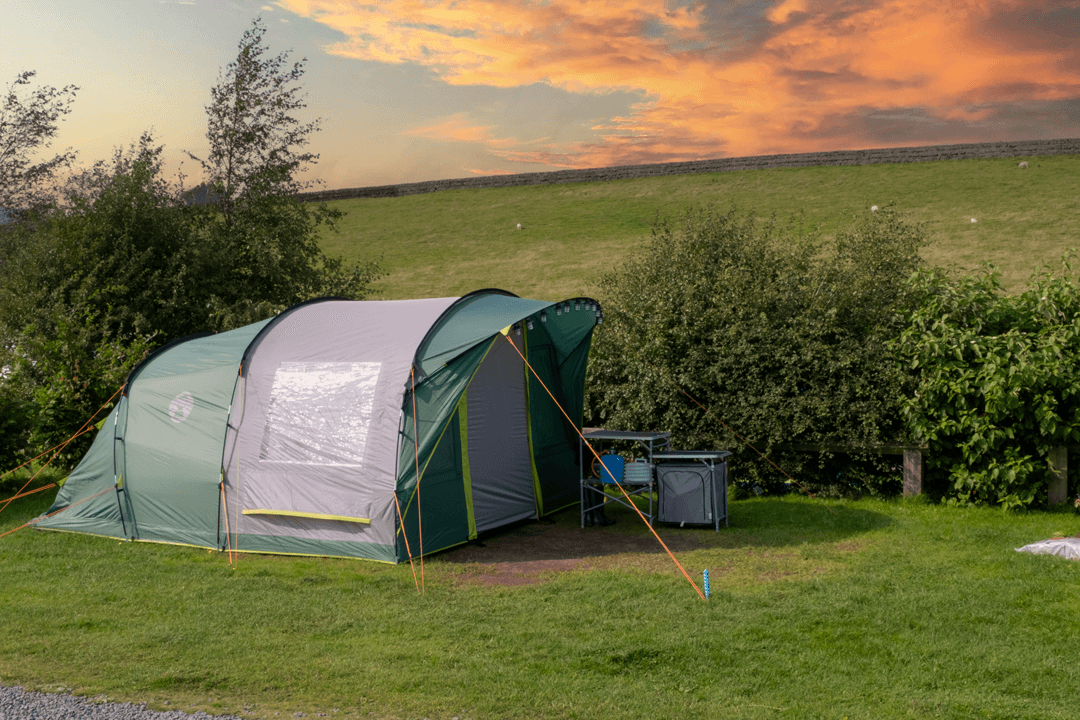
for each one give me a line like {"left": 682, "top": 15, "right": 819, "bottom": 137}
{"left": 36, "top": 290, "right": 601, "bottom": 563}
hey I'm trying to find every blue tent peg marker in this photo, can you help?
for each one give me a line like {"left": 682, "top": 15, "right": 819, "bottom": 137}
{"left": 703, "top": 569, "right": 710, "bottom": 599}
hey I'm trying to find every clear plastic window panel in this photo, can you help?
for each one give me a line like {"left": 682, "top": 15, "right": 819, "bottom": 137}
{"left": 259, "top": 362, "right": 381, "bottom": 467}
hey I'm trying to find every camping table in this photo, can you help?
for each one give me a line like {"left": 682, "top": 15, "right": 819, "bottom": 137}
{"left": 579, "top": 430, "right": 671, "bottom": 528}
{"left": 652, "top": 450, "right": 731, "bottom": 531}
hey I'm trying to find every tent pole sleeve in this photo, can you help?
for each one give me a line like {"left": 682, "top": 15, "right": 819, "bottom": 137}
{"left": 216, "top": 365, "right": 245, "bottom": 548}
{"left": 114, "top": 484, "right": 127, "bottom": 539}
{"left": 116, "top": 396, "right": 139, "bottom": 540}
{"left": 112, "top": 402, "right": 128, "bottom": 538}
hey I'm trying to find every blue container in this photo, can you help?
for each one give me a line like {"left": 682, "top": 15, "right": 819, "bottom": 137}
{"left": 598, "top": 454, "right": 624, "bottom": 484}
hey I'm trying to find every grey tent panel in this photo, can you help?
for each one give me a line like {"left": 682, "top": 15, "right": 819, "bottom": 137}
{"left": 223, "top": 298, "right": 457, "bottom": 556}
{"left": 467, "top": 336, "right": 536, "bottom": 534}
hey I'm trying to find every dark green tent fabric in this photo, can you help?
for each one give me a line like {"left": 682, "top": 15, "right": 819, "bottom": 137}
{"left": 414, "top": 293, "right": 550, "bottom": 377}
{"left": 395, "top": 296, "right": 597, "bottom": 561}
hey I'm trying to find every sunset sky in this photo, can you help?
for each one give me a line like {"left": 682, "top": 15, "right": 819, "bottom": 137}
{"left": 5, "top": 0, "right": 1079, "bottom": 189}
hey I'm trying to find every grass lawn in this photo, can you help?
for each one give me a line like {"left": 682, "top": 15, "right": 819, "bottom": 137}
{"left": 2, "top": 479, "right": 1079, "bottom": 719}
{"left": 3, "top": 153, "right": 1079, "bottom": 719}
{"left": 319, "top": 154, "right": 1080, "bottom": 302}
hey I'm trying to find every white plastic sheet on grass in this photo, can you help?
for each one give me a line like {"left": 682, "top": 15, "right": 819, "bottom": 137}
{"left": 1015, "top": 537, "right": 1080, "bottom": 561}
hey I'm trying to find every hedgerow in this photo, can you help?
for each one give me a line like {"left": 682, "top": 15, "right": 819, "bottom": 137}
{"left": 896, "top": 260, "right": 1080, "bottom": 509}
{"left": 585, "top": 205, "right": 925, "bottom": 497}
{"left": 587, "top": 203, "right": 1080, "bottom": 509}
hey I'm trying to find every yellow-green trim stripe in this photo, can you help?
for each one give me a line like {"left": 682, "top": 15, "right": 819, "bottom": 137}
{"left": 458, "top": 391, "right": 477, "bottom": 540}
{"left": 522, "top": 327, "right": 544, "bottom": 516}
{"left": 242, "top": 509, "right": 371, "bottom": 524}
{"left": 38, "top": 523, "right": 395, "bottom": 564}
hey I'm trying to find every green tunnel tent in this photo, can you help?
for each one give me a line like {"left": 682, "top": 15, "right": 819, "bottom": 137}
{"left": 36, "top": 290, "right": 601, "bottom": 563}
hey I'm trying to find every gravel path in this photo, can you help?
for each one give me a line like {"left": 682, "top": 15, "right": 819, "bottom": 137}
{"left": 0, "top": 685, "right": 242, "bottom": 720}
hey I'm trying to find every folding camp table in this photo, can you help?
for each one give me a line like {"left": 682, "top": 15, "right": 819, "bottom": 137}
{"left": 579, "top": 429, "right": 671, "bottom": 528}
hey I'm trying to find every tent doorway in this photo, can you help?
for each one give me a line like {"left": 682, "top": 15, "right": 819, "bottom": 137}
{"left": 466, "top": 335, "right": 536, "bottom": 535}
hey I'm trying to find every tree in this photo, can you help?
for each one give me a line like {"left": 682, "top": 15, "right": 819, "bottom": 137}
{"left": 184, "top": 17, "right": 379, "bottom": 328}
{"left": 0, "top": 134, "right": 194, "bottom": 465}
{"left": 0, "top": 21, "right": 379, "bottom": 469}
{"left": 186, "top": 17, "right": 320, "bottom": 226}
{"left": 0, "top": 71, "right": 79, "bottom": 223}
{"left": 585, "top": 205, "right": 927, "bottom": 496}
{"left": 0, "top": 132, "right": 217, "bottom": 344}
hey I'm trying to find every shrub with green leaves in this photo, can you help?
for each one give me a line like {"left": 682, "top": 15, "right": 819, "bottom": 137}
{"left": 586, "top": 205, "right": 926, "bottom": 496}
{"left": 896, "top": 260, "right": 1080, "bottom": 509}
{"left": 0, "top": 377, "right": 31, "bottom": 484}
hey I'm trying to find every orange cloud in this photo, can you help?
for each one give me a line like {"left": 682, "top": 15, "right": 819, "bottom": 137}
{"left": 279, "top": 0, "right": 1080, "bottom": 170}
{"left": 402, "top": 112, "right": 517, "bottom": 147}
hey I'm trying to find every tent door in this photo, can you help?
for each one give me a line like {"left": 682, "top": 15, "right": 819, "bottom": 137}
{"left": 466, "top": 336, "right": 535, "bottom": 534}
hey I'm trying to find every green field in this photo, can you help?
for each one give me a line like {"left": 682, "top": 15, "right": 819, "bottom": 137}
{"left": 2, "top": 478, "right": 1079, "bottom": 720}
{"left": 318, "top": 154, "right": 1080, "bottom": 301}
{"left": 3, "top": 154, "right": 1080, "bottom": 719}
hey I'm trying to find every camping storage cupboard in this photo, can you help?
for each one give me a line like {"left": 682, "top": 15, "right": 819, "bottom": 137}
{"left": 654, "top": 450, "right": 731, "bottom": 530}
{"left": 36, "top": 290, "right": 600, "bottom": 563}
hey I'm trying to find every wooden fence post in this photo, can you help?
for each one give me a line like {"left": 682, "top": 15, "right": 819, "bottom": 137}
{"left": 903, "top": 449, "right": 923, "bottom": 497}
{"left": 1048, "top": 446, "right": 1068, "bottom": 505}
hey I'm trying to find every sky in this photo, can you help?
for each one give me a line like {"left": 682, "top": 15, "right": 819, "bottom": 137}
{"left": 3, "top": 0, "right": 1079, "bottom": 190}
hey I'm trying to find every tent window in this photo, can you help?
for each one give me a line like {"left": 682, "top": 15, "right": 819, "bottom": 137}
{"left": 259, "top": 361, "right": 381, "bottom": 467}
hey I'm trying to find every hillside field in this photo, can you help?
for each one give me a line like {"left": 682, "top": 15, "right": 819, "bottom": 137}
{"left": 317, "top": 154, "right": 1080, "bottom": 301}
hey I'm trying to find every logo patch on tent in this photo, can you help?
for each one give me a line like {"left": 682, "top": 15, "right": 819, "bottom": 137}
{"left": 169, "top": 391, "right": 195, "bottom": 423}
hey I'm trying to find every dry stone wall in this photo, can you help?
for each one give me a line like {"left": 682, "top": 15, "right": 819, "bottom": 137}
{"left": 297, "top": 138, "right": 1080, "bottom": 203}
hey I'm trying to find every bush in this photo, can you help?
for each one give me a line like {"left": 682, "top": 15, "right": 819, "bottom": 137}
{"left": 0, "top": 25, "right": 380, "bottom": 473}
{"left": 0, "top": 134, "right": 376, "bottom": 471}
{"left": 896, "top": 259, "right": 1080, "bottom": 509}
{"left": 586, "top": 205, "right": 926, "bottom": 496}
{"left": 0, "top": 376, "right": 31, "bottom": 483}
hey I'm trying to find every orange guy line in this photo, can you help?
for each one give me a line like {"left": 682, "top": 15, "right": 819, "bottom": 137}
{"left": 0, "top": 487, "right": 112, "bottom": 540}
{"left": 1, "top": 385, "right": 124, "bottom": 515}
{"left": 393, "top": 493, "right": 420, "bottom": 592}
{"left": 503, "top": 333, "right": 706, "bottom": 601}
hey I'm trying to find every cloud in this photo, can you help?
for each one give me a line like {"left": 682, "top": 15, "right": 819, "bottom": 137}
{"left": 278, "top": 0, "right": 1080, "bottom": 170}
{"left": 402, "top": 112, "right": 517, "bottom": 147}
{"left": 766, "top": 0, "right": 810, "bottom": 25}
